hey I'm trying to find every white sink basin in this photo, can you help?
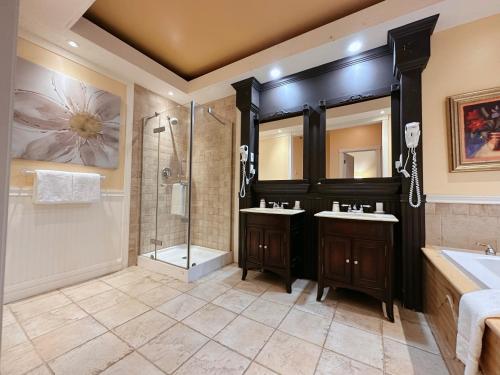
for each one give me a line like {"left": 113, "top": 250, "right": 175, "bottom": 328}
{"left": 442, "top": 250, "right": 500, "bottom": 289}
{"left": 240, "top": 207, "right": 305, "bottom": 215}
{"left": 314, "top": 211, "right": 399, "bottom": 223}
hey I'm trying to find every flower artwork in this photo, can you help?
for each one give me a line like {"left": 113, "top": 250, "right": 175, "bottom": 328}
{"left": 448, "top": 87, "right": 500, "bottom": 172}
{"left": 12, "top": 58, "right": 121, "bottom": 169}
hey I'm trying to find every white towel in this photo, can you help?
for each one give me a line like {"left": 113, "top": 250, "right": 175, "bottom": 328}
{"left": 171, "top": 183, "right": 186, "bottom": 216}
{"left": 456, "top": 289, "right": 500, "bottom": 375}
{"left": 33, "top": 170, "right": 73, "bottom": 204}
{"left": 72, "top": 172, "right": 101, "bottom": 203}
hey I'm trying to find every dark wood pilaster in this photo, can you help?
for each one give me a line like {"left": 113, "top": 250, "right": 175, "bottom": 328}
{"left": 388, "top": 14, "right": 439, "bottom": 310}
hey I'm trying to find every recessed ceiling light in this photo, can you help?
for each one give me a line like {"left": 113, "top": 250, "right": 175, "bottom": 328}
{"left": 270, "top": 68, "right": 281, "bottom": 79}
{"left": 347, "top": 41, "right": 362, "bottom": 53}
{"left": 67, "top": 40, "right": 79, "bottom": 48}
{"left": 168, "top": 91, "right": 174, "bottom": 96}
{"left": 380, "top": 110, "right": 385, "bottom": 114}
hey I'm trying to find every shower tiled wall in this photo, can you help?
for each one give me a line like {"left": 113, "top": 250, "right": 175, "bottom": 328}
{"left": 128, "top": 86, "right": 235, "bottom": 265}
{"left": 191, "top": 96, "right": 236, "bottom": 251}
{"left": 425, "top": 202, "right": 500, "bottom": 250}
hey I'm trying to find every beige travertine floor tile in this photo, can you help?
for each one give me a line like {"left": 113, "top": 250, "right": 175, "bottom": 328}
{"left": 233, "top": 279, "right": 271, "bottom": 296}
{"left": 244, "top": 362, "right": 277, "bottom": 375}
{"left": 0, "top": 341, "right": 44, "bottom": 375}
{"left": 48, "top": 332, "right": 131, "bottom": 375}
{"left": 216, "top": 272, "right": 244, "bottom": 288}
{"left": 256, "top": 331, "right": 322, "bottom": 375}
{"left": 315, "top": 349, "right": 383, "bottom": 375}
{"left": 183, "top": 303, "right": 236, "bottom": 337}
{"left": 212, "top": 289, "right": 256, "bottom": 313}
{"left": 294, "top": 286, "right": 337, "bottom": 319}
{"left": 242, "top": 298, "right": 290, "bottom": 328}
{"left": 166, "top": 279, "right": 197, "bottom": 292}
{"left": 260, "top": 285, "right": 303, "bottom": 306}
{"left": 2, "top": 307, "right": 16, "bottom": 327}
{"left": 101, "top": 352, "right": 164, "bottom": 375}
{"left": 25, "top": 365, "right": 52, "bottom": 375}
{"left": 21, "top": 303, "right": 87, "bottom": 339}
{"left": 187, "top": 281, "right": 230, "bottom": 301}
{"left": 175, "top": 340, "right": 250, "bottom": 375}
{"left": 215, "top": 315, "right": 274, "bottom": 359}
{"left": 334, "top": 303, "right": 382, "bottom": 335}
{"left": 156, "top": 293, "right": 206, "bottom": 321}
{"left": 61, "top": 280, "right": 112, "bottom": 301}
{"left": 102, "top": 269, "right": 150, "bottom": 288}
{"left": 9, "top": 292, "right": 72, "bottom": 321}
{"left": 117, "top": 276, "right": 163, "bottom": 297}
{"left": 147, "top": 272, "right": 175, "bottom": 284}
{"left": 396, "top": 304, "right": 429, "bottom": 326}
{"left": 77, "top": 289, "right": 130, "bottom": 315}
{"left": 278, "top": 308, "right": 331, "bottom": 346}
{"left": 113, "top": 309, "right": 175, "bottom": 348}
{"left": 383, "top": 338, "right": 448, "bottom": 375}
{"left": 93, "top": 298, "right": 150, "bottom": 329}
{"left": 139, "top": 323, "right": 208, "bottom": 374}
{"left": 32, "top": 316, "right": 106, "bottom": 361}
{"left": 382, "top": 318, "right": 440, "bottom": 354}
{"left": 1, "top": 322, "right": 28, "bottom": 351}
{"left": 325, "top": 322, "right": 383, "bottom": 369}
{"left": 135, "top": 284, "right": 182, "bottom": 307}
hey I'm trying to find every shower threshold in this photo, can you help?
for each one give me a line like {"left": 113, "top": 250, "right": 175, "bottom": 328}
{"left": 138, "top": 244, "right": 232, "bottom": 282}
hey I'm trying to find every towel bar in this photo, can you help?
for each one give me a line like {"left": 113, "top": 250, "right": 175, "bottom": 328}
{"left": 22, "top": 169, "right": 106, "bottom": 180}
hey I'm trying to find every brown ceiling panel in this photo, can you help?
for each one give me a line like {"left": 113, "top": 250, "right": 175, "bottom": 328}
{"left": 84, "top": 0, "right": 383, "bottom": 80}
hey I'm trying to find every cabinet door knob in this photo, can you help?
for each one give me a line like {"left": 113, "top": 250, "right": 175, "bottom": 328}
{"left": 264, "top": 245, "right": 268, "bottom": 249}
{"left": 258, "top": 245, "right": 262, "bottom": 248}
{"left": 354, "top": 260, "right": 359, "bottom": 265}
{"left": 345, "top": 259, "right": 350, "bottom": 263}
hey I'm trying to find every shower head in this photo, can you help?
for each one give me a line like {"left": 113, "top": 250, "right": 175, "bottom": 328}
{"left": 168, "top": 116, "right": 179, "bottom": 126}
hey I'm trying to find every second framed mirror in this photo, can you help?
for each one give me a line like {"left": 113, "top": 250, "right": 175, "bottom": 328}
{"left": 325, "top": 97, "right": 392, "bottom": 179}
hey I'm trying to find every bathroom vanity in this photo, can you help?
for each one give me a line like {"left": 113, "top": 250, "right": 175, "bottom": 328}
{"left": 240, "top": 208, "right": 305, "bottom": 292}
{"left": 315, "top": 211, "right": 398, "bottom": 321}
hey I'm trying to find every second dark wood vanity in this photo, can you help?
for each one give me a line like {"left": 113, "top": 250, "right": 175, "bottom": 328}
{"left": 240, "top": 208, "right": 305, "bottom": 293}
{"left": 315, "top": 212, "right": 398, "bottom": 321}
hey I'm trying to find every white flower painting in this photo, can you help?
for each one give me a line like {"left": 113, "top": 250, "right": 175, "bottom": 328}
{"left": 12, "top": 58, "right": 121, "bottom": 169}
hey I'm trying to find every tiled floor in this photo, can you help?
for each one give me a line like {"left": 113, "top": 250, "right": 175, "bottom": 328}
{"left": 1, "top": 264, "right": 449, "bottom": 375}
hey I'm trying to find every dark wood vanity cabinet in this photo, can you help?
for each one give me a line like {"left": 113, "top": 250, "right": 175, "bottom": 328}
{"left": 317, "top": 218, "right": 396, "bottom": 321}
{"left": 241, "top": 211, "right": 305, "bottom": 293}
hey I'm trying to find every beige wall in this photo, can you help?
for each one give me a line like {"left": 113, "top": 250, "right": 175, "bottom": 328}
{"left": 259, "top": 135, "right": 291, "bottom": 180}
{"left": 422, "top": 14, "right": 500, "bottom": 196}
{"left": 326, "top": 123, "right": 382, "bottom": 178}
{"left": 11, "top": 38, "right": 128, "bottom": 191}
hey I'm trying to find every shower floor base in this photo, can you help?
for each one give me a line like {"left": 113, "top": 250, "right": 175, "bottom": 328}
{"left": 138, "top": 244, "right": 232, "bottom": 282}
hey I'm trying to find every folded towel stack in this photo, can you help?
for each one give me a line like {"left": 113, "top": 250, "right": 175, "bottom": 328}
{"left": 33, "top": 170, "right": 101, "bottom": 204}
{"left": 456, "top": 289, "right": 500, "bottom": 375}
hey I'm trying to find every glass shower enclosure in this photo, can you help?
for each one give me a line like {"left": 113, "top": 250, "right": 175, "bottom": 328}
{"left": 139, "top": 101, "right": 232, "bottom": 279}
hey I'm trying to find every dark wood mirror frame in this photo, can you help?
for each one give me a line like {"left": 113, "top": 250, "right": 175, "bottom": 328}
{"left": 233, "top": 15, "right": 439, "bottom": 311}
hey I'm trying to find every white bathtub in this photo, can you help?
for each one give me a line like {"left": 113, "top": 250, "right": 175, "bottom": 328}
{"left": 442, "top": 250, "right": 500, "bottom": 289}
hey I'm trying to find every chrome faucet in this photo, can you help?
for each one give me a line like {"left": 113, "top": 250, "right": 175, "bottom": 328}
{"left": 477, "top": 242, "right": 497, "bottom": 256}
{"left": 342, "top": 203, "right": 371, "bottom": 213}
{"left": 268, "top": 202, "right": 280, "bottom": 209}
{"left": 280, "top": 202, "right": 289, "bottom": 209}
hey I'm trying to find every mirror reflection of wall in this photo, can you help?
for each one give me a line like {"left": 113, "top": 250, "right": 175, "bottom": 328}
{"left": 325, "top": 97, "right": 392, "bottom": 179}
{"left": 259, "top": 115, "right": 303, "bottom": 180}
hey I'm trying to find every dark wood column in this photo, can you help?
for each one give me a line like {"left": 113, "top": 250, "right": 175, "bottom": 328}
{"left": 231, "top": 78, "right": 261, "bottom": 266}
{"left": 388, "top": 14, "right": 439, "bottom": 310}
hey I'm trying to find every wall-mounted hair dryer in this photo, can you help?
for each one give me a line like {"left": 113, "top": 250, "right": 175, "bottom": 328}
{"left": 239, "top": 145, "right": 255, "bottom": 198}
{"left": 395, "top": 122, "right": 421, "bottom": 208}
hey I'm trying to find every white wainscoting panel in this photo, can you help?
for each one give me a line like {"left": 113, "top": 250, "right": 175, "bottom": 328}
{"left": 4, "top": 188, "right": 128, "bottom": 302}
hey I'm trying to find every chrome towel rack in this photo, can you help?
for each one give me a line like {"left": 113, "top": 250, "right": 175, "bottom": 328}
{"left": 22, "top": 169, "right": 106, "bottom": 180}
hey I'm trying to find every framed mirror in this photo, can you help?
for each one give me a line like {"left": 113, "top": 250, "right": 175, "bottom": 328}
{"left": 258, "top": 114, "right": 304, "bottom": 180}
{"left": 325, "top": 97, "right": 392, "bottom": 179}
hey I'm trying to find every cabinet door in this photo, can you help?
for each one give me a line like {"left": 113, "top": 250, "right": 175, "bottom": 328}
{"left": 263, "top": 229, "right": 286, "bottom": 269}
{"left": 246, "top": 226, "right": 263, "bottom": 265}
{"left": 323, "top": 235, "right": 351, "bottom": 284}
{"left": 352, "top": 239, "right": 386, "bottom": 290}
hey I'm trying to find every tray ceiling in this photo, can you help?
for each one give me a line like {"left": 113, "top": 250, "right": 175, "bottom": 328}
{"left": 84, "top": 0, "right": 382, "bottom": 80}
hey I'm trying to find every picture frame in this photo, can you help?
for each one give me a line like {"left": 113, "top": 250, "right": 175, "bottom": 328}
{"left": 447, "top": 87, "right": 500, "bottom": 172}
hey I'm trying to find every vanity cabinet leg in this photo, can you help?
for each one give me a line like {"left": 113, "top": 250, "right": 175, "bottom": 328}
{"left": 242, "top": 268, "right": 247, "bottom": 281}
{"left": 386, "top": 301, "right": 395, "bottom": 322}
{"left": 316, "top": 284, "right": 324, "bottom": 301}
{"left": 285, "top": 277, "right": 292, "bottom": 294}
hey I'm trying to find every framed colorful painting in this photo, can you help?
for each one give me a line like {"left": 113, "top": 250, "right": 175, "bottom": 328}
{"left": 448, "top": 87, "right": 500, "bottom": 172}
